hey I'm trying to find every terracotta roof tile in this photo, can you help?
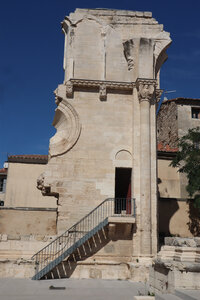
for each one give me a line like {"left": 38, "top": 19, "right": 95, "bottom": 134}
{"left": 157, "top": 143, "right": 178, "bottom": 153}
{"left": 163, "top": 97, "right": 200, "bottom": 103}
{"left": 0, "top": 168, "right": 7, "bottom": 174}
{"left": 8, "top": 154, "right": 48, "bottom": 164}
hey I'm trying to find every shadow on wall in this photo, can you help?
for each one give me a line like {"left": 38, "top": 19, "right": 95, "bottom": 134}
{"left": 159, "top": 197, "right": 179, "bottom": 242}
{"left": 43, "top": 223, "right": 134, "bottom": 279}
{"left": 187, "top": 200, "right": 200, "bottom": 236}
{"left": 159, "top": 197, "right": 200, "bottom": 245}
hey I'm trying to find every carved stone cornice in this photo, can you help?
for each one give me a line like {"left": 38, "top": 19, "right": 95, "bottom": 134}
{"left": 136, "top": 79, "right": 157, "bottom": 104}
{"left": 65, "top": 78, "right": 134, "bottom": 100}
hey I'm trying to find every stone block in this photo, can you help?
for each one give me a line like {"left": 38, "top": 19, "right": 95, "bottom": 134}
{"left": 143, "top": 12, "right": 152, "bottom": 18}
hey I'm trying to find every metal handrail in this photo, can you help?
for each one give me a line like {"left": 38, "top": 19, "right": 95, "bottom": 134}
{"left": 32, "top": 197, "right": 135, "bottom": 280}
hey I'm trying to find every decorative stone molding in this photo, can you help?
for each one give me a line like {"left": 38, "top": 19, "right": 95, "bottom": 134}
{"left": 155, "top": 89, "right": 163, "bottom": 103}
{"left": 66, "top": 80, "right": 73, "bottom": 98}
{"left": 70, "top": 78, "right": 134, "bottom": 90}
{"left": 49, "top": 96, "right": 81, "bottom": 157}
{"left": 123, "top": 39, "right": 134, "bottom": 71}
{"left": 65, "top": 78, "right": 134, "bottom": 100}
{"left": 136, "top": 79, "right": 157, "bottom": 104}
{"left": 99, "top": 84, "right": 107, "bottom": 101}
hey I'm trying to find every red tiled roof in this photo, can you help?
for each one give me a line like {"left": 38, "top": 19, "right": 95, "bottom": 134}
{"left": 163, "top": 97, "right": 200, "bottom": 103}
{"left": 8, "top": 154, "right": 48, "bottom": 159}
{"left": 157, "top": 143, "right": 178, "bottom": 153}
{"left": 0, "top": 168, "right": 7, "bottom": 174}
{"left": 8, "top": 154, "right": 48, "bottom": 164}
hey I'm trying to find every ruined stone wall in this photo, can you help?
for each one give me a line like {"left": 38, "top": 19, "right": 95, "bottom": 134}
{"left": 5, "top": 162, "right": 57, "bottom": 208}
{"left": 157, "top": 102, "right": 178, "bottom": 150}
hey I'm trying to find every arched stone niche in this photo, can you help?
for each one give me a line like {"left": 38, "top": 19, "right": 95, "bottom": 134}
{"left": 115, "top": 149, "right": 132, "bottom": 168}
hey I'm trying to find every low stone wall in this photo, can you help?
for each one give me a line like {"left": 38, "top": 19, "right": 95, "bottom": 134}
{"left": 0, "top": 234, "right": 56, "bottom": 278}
{"left": 0, "top": 259, "right": 35, "bottom": 278}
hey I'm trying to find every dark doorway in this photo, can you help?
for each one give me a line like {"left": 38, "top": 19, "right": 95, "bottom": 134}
{"left": 115, "top": 168, "right": 132, "bottom": 214}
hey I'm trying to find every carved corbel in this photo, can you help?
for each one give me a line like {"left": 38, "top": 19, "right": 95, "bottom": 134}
{"left": 99, "top": 84, "right": 107, "bottom": 101}
{"left": 136, "top": 79, "right": 157, "bottom": 104}
{"left": 155, "top": 89, "right": 163, "bottom": 104}
{"left": 55, "top": 95, "right": 62, "bottom": 106}
{"left": 37, "top": 173, "right": 59, "bottom": 197}
{"left": 37, "top": 173, "right": 50, "bottom": 196}
{"left": 66, "top": 80, "right": 73, "bottom": 98}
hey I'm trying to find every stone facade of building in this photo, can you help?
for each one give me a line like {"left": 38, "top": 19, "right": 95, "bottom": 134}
{"left": 2, "top": 9, "right": 200, "bottom": 283}
{"left": 34, "top": 8, "right": 171, "bottom": 279}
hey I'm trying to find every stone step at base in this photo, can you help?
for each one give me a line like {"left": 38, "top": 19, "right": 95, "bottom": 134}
{"left": 155, "top": 294, "right": 182, "bottom": 300}
{"left": 175, "top": 289, "right": 200, "bottom": 300}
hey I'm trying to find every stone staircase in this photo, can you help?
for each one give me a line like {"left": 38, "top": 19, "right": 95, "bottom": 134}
{"left": 32, "top": 198, "right": 135, "bottom": 280}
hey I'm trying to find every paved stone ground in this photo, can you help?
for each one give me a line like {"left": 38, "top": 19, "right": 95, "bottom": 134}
{"left": 0, "top": 278, "right": 147, "bottom": 300}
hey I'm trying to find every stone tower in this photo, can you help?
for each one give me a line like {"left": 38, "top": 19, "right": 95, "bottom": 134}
{"left": 38, "top": 8, "right": 171, "bottom": 279}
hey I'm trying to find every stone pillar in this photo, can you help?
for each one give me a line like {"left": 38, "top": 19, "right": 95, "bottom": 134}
{"left": 136, "top": 79, "right": 156, "bottom": 255}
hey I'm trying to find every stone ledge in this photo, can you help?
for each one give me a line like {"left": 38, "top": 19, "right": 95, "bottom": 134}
{"left": 0, "top": 207, "right": 57, "bottom": 212}
{"left": 165, "top": 237, "right": 200, "bottom": 248}
{"left": 108, "top": 216, "right": 135, "bottom": 224}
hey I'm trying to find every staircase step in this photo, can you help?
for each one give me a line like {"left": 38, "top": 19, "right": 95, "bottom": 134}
{"left": 32, "top": 198, "right": 136, "bottom": 280}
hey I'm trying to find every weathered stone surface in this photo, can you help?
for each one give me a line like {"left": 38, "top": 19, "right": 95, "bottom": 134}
{"left": 4, "top": 162, "right": 57, "bottom": 208}
{"left": 165, "top": 237, "right": 200, "bottom": 247}
{"left": 157, "top": 102, "right": 178, "bottom": 150}
{"left": 0, "top": 210, "right": 57, "bottom": 236}
{"left": 150, "top": 239, "right": 200, "bottom": 294}
{"left": 36, "top": 8, "right": 171, "bottom": 280}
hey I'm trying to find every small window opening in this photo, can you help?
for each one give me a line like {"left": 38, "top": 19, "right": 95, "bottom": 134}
{"left": 191, "top": 107, "right": 200, "bottom": 119}
{"left": 0, "top": 177, "right": 6, "bottom": 193}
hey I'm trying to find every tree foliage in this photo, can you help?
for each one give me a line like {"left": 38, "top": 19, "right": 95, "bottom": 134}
{"left": 170, "top": 127, "right": 200, "bottom": 208}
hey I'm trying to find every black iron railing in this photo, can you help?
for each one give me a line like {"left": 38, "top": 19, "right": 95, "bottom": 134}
{"left": 32, "top": 198, "right": 135, "bottom": 280}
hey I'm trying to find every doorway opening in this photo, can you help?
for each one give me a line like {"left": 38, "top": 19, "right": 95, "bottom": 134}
{"left": 115, "top": 167, "right": 132, "bottom": 214}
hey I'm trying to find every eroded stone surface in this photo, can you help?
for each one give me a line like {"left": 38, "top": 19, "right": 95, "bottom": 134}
{"left": 37, "top": 8, "right": 171, "bottom": 279}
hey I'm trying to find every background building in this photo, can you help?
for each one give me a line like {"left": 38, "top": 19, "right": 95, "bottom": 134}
{"left": 157, "top": 98, "right": 200, "bottom": 239}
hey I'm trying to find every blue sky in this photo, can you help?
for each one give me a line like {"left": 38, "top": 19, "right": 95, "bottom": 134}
{"left": 1, "top": 0, "right": 200, "bottom": 167}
